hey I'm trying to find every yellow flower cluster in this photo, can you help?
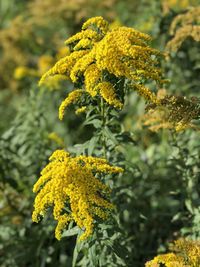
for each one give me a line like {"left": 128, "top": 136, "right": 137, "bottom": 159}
{"left": 167, "top": 7, "right": 200, "bottom": 52}
{"left": 32, "top": 149, "right": 123, "bottom": 241}
{"left": 97, "top": 82, "right": 123, "bottom": 109}
{"left": 133, "top": 84, "right": 157, "bottom": 103}
{"left": 84, "top": 63, "right": 101, "bottom": 97}
{"left": 75, "top": 106, "right": 87, "bottom": 115}
{"left": 146, "top": 238, "right": 200, "bottom": 267}
{"left": 59, "top": 89, "right": 84, "bottom": 120}
{"left": 39, "top": 16, "right": 163, "bottom": 114}
{"left": 142, "top": 90, "right": 200, "bottom": 132}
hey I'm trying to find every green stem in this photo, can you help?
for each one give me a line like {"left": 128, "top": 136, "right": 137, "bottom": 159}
{"left": 100, "top": 97, "right": 107, "bottom": 160}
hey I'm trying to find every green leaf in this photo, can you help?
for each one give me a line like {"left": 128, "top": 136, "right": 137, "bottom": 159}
{"left": 83, "top": 119, "right": 102, "bottom": 128}
{"left": 62, "top": 226, "right": 80, "bottom": 237}
{"left": 172, "top": 212, "right": 182, "bottom": 222}
{"left": 88, "top": 244, "right": 98, "bottom": 266}
{"left": 103, "top": 239, "right": 129, "bottom": 262}
{"left": 104, "top": 126, "right": 118, "bottom": 145}
{"left": 185, "top": 199, "right": 194, "bottom": 214}
{"left": 72, "top": 235, "right": 84, "bottom": 267}
{"left": 88, "top": 136, "right": 99, "bottom": 156}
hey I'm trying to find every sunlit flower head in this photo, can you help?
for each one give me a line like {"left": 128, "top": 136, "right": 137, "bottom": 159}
{"left": 39, "top": 16, "right": 164, "bottom": 115}
{"left": 32, "top": 149, "right": 123, "bottom": 241}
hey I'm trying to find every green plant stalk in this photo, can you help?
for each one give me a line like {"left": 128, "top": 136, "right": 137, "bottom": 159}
{"left": 100, "top": 97, "right": 107, "bottom": 160}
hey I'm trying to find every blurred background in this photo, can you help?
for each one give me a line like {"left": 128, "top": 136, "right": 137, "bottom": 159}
{"left": 0, "top": 0, "right": 200, "bottom": 266}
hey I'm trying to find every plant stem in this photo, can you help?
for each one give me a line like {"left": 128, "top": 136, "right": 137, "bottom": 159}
{"left": 100, "top": 97, "right": 107, "bottom": 160}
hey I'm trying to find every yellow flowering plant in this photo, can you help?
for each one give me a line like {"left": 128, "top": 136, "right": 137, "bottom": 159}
{"left": 32, "top": 149, "right": 123, "bottom": 241}
{"left": 141, "top": 89, "right": 200, "bottom": 132}
{"left": 2, "top": 0, "right": 200, "bottom": 264}
{"left": 146, "top": 238, "right": 200, "bottom": 267}
{"left": 39, "top": 16, "right": 165, "bottom": 116}
{"left": 166, "top": 6, "right": 200, "bottom": 52}
{"left": 32, "top": 16, "right": 167, "bottom": 266}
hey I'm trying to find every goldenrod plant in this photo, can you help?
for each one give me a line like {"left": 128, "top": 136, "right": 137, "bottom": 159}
{"left": 39, "top": 16, "right": 164, "bottom": 112}
{"left": 166, "top": 6, "right": 200, "bottom": 52}
{"left": 146, "top": 238, "right": 200, "bottom": 267}
{"left": 141, "top": 89, "right": 200, "bottom": 132}
{"left": 32, "top": 150, "right": 123, "bottom": 241}
{"left": 31, "top": 16, "right": 165, "bottom": 265}
{"left": 1, "top": 2, "right": 200, "bottom": 266}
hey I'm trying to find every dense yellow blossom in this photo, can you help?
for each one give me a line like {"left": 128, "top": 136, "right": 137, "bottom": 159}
{"left": 39, "top": 16, "right": 164, "bottom": 112}
{"left": 69, "top": 51, "right": 95, "bottom": 83}
{"left": 84, "top": 63, "right": 101, "bottom": 97}
{"left": 39, "top": 50, "right": 88, "bottom": 85}
{"left": 133, "top": 84, "right": 157, "bottom": 103}
{"left": 97, "top": 82, "right": 123, "bottom": 109}
{"left": 74, "top": 38, "right": 93, "bottom": 51}
{"left": 65, "top": 29, "right": 99, "bottom": 46}
{"left": 59, "top": 89, "right": 84, "bottom": 120}
{"left": 146, "top": 238, "right": 200, "bottom": 267}
{"left": 32, "top": 149, "right": 123, "bottom": 240}
{"left": 82, "top": 16, "right": 109, "bottom": 35}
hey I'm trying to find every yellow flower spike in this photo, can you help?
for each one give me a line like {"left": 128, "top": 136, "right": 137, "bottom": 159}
{"left": 32, "top": 150, "right": 123, "bottom": 241}
{"left": 75, "top": 106, "right": 87, "bottom": 115}
{"left": 142, "top": 93, "right": 200, "bottom": 132}
{"left": 82, "top": 16, "right": 109, "bottom": 35}
{"left": 84, "top": 64, "right": 101, "bottom": 97}
{"left": 145, "top": 238, "right": 200, "bottom": 267}
{"left": 39, "top": 17, "right": 164, "bottom": 109}
{"left": 70, "top": 51, "right": 95, "bottom": 83}
{"left": 133, "top": 84, "right": 157, "bottom": 103}
{"left": 97, "top": 82, "right": 123, "bottom": 109}
{"left": 146, "top": 253, "right": 184, "bottom": 267}
{"left": 74, "top": 38, "right": 92, "bottom": 51}
{"left": 39, "top": 50, "right": 88, "bottom": 85}
{"left": 55, "top": 214, "right": 71, "bottom": 240}
{"left": 58, "top": 89, "right": 84, "bottom": 120}
{"left": 65, "top": 29, "right": 99, "bottom": 46}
